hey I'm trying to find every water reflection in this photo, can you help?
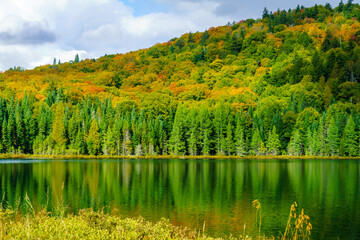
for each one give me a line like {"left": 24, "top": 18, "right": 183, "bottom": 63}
{"left": 0, "top": 159, "right": 359, "bottom": 239}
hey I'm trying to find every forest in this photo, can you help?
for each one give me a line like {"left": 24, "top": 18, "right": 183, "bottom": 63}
{"left": 1, "top": 1, "right": 360, "bottom": 157}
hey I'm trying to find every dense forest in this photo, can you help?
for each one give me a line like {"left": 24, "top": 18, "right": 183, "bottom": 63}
{"left": 1, "top": 1, "right": 360, "bottom": 156}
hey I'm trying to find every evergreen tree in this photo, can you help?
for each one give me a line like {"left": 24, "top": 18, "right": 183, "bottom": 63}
{"left": 51, "top": 103, "right": 67, "bottom": 153}
{"left": 15, "top": 103, "right": 24, "bottom": 152}
{"left": 337, "top": 0, "right": 344, "bottom": 12}
{"left": 346, "top": 0, "right": 353, "bottom": 12}
{"left": 199, "top": 105, "right": 212, "bottom": 155}
{"left": 235, "top": 119, "right": 246, "bottom": 156}
{"left": 1, "top": 118, "right": 7, "bottom": 153}
{"left": 266, "top": 126, "right": 281, "bottom": 155}
{"left": 251, "top": 127, "right": 264, "bottom": 155}
{"left": 287, "top": 129, "right": 302, "bottom": 156}
{"left": 262, "top": 7, "right": 269, "bottom": 19}
{"left": 305, "top": 128, "right": 314, "bottom": 156}
{"left": 200, "top": 31, "right": 210, "bottom": 45}
{"left": 268, "top": 16, "right": 273, "bottom": 33}
{"left": 87, "top": 119, "right": 101, "bottom": 155}
{"left": 103, "top": 126, "right": 116, "bottom": 155}
{"left": 7, "top": 110, "right": 16, "bottom": 153}
{"left": 326, "top": 116, "right": 340, "bottom": 156}
{"left": 341, "top": 115, "right": 357, "bottom": 156}
{"left": 74, "top": 54, "right": 80, "bottom": 63}
{"left": 74, "top": 129, "right": 86, "bottom": 155}
{"left": 169, "top": 104, "right": 186, "bottom": 155}
{"left": 225, "top": 121, "right": 233, "bottom": 155}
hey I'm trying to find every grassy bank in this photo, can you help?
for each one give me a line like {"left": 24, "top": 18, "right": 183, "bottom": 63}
{"left": 0, "top": 153, "right": 360, "bottom": 160}
{"left": 0, "top": 209, "right": 202, "bottom": 239}
{"left": 0, "top": 201, "right": 311, "bottom": 240}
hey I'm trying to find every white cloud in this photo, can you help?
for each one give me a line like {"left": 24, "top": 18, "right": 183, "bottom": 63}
{"left": 0, "top": 0, "right": 233, "bottom": 71}
{"left": 5, "top": 0, "right": 343, "bottom": 71}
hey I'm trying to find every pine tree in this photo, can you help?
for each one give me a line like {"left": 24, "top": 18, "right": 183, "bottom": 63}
{"left": 103, "top": 126, "right": 116, "bottom": 155}
{"left": 266, "top": 126, "right": 281, "bottom": 155}
{"left": 15, "top": 103, "right": 24, "bottom": 153}
{"left": 337, "top": 0, "right": 344, "bottom": 12}
{"left": 87, "top": 119, "right": 101, "bottom": 155}
{"left": 199, "top": 105, "right": 212, "bottom": 155}
{"left": 251, "top": 127, "right": 264, "bottom": 155}
{"left": 235, "top": 119, "right": 246, "bottom": 156}
{"left": 305, "top": 128, "right": 313, "bottom": 156}
{"left": 74, "top": 129, "right": 85, "bottom": 155}
{"left": 169, "top": 104, "right": 186, "bottom": 155}
{"left": 7, "top": 110, "right": 16, "bottom": 153}
{"left": 187, "top": 110, "right": 198, "bottom": 156}
{"left": 122, "top": 122, "right": 132, "bottom": 155}
{"left": 287, "top": 130, "right": 302, "bottom": 156}
{"left": 51, "top": 103, "right": 67, "bottom": 153}
{"left": 326, "top": 116, "right": 340, "bottom": 156}
{"left": 317, "top": 116, "right": 326, "bottom": 156}
{"left": 262, "top": 7, "right": 269, "bottom": 19}
{"left": 74, "top": 54, "right": 80, "bottom": 63}
{"left": 188, "top": 126, "right": 197, "bottom": 156}
{"left": 1, "top": 118, "right": 7, "bottom": 153}
{"left": 346, "top": 0, "right": 353, "bottom": 12}
{"left": 225, "top": 121, "right": 233, "bottom": 155}
{"left": 268, "top": 16, "right": 273, "bottom": 33}
{"left": 342, "top": 115, "right": 357, "bottom": 156}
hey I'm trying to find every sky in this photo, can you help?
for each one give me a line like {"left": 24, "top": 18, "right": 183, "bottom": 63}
{"left": 0, "top": 0, "right": 344, "bottom": 71}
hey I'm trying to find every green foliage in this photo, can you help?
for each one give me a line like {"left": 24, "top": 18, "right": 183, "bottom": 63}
{"left": 326, "top": 117, "right": 340, "bottom": 156}
{"left": 0, "top": 3, "right": 359, "bottom": 156}
{"left": 87, "top": 119, "right": 101, "bottom": 155}
{"left": 266, "top": 126, "right": 281, "bottom": 155}
{"left": 287, "top": 130, "right": 302, "bottom": 156}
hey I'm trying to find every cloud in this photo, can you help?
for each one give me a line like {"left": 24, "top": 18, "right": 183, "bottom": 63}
{"left": 156, "top": 0, "right": 342, "bottom": 20}
{"left": 0, "top": 0, "right": 342, "bottom": 71}
{"left": 0, "top": 0, "right": 230, "bottom": 70}
{"left": 0, "top": 17, "right": 56, "bottom": 45}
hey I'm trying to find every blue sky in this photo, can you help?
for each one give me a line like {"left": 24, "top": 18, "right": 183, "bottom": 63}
{"left": 0, "top": 0, "right": 344, "bottom": 70}
{"left": 122, "top": 0, "right": 169, "bottom": 16}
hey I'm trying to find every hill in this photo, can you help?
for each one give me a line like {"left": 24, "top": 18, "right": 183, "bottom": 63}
{"left": 0, "top": 2, "right": 360, "bottom": 156}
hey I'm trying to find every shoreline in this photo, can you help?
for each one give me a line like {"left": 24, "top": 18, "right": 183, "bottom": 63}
{"left": 1, "top": 153, "right": 360, "bottom": 160}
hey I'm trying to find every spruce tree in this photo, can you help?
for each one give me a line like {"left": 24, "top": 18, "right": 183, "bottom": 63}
{"left": 74, "top": 54, "right": 80, "bottom": 63}
{"left": 169, "top": 104, "right": 186, "bottom": 155}
{"left": 251, "top": 127, "right": 263, "bottom": 155}
{"left": 15, "top": 103, "right": 24, "bottom": 152}
{"left": 235, "top": 119, "right": 246, "bottom": 156}
{"left": 187, "top": 110, "right": 198, "bottom": 156}
{"left": 266, "top": 126, "right": 281, "bottom": 155}
{"left": 342, "top": 115, "right": 357, "bottom": 156}
{"left": 74, "top": 129, "right": 85, "bottom": 155}
{"left": 51, "top": 103, "right": 67, "bottom": 153}
{"left": 326, "top": 116, "right": 340, "bottom": 156}
{"left": 287, "top": 130, "right": 302, "bottom": 156}
{"left": 225, "top": 121, "right": 233, "bottom": 156}
{"left": 1, "top": 118, "right": 7, "bottom": 153}
{"left": 198, "top": 105, "right": 212, "bottom": 155}
{"left": 87, "top": 119, "right": 101, "bottom": 155}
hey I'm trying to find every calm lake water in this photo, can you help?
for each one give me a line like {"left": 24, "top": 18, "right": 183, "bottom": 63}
{"left": 0, "top": 158, "right": 359, "bottom": 239}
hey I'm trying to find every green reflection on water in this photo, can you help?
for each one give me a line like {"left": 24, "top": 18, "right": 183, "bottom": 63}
{"left": 0, "top": 159, "right": 359, "bottom": 239}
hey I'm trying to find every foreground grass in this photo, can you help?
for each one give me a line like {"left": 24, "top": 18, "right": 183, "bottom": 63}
{"left": 0, "top": 201, "right": 311, "bottom": 240}
{"left": 0, "top": 209, "right": 257, "bottom": 240}
{"left": 0, "top": 209, "right": 204, "bottom": 239}
{"left": 0, "top": 153, "right": 359, "bottom": 160}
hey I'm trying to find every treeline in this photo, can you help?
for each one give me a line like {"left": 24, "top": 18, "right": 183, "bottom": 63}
{"left": 262, "top": 0, "right": 359, "bottom": 31}
{"left": 1, "top": 2, "right": 360, "bottom": 157}
{"left": 0, "top": 90, "right": 359, "bottom": 157}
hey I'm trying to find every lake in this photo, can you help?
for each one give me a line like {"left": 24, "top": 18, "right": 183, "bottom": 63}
{"left": 0, "top": 158, "right": 359, "bottom": 239}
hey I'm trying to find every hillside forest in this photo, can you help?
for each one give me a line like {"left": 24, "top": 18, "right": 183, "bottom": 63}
{"left": 1, "top": 1, "right": 360, "bottom": 157}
